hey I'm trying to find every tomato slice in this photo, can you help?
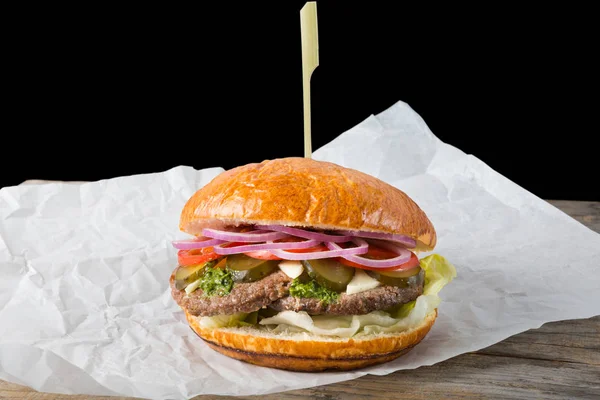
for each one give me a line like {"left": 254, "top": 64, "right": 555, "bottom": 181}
{"left": 337, "top": 248, "right": 419, "bottom": 271}
{"left": 243, "top": 242, "right": 329, "bottom": 260}
{"left": 285, "top": 244, "right": 329, "bottom": 253}
{"left": 177, "top": 247, "right": 221, "bottom": 266}
{"left": 243, "top": 250, "right": 282, "bottom": 260}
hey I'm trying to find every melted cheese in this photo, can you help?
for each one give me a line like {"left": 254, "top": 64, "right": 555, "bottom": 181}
{"left": 278, "top": 260, "right": 304, "bottom": 279}
{"left": 345, "top": 269, "right": 381, "bottom": 295}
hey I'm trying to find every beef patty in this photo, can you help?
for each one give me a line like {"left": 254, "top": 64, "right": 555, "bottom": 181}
{"left": 170, "top": 270, "right": 293, "bottom": 317}
{"left": 171, "top": 268, "right": 424, "bottom": 317}
{"left": 269, "top": 283, "right": 423, "bottom": 315}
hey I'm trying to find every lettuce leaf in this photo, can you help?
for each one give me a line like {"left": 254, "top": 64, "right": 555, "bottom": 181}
{"left": 361, "top": 294, "right": 440, "bottom": 335}
{"left": 259, "top": 311, "right": 362, "bottom": 337}
{"left": 199, "top": 312, "right": 249, "bottom": 328}
{"left": 421, "top": 253, "right": 457, "bottom": 296}
{"left": 388, "top": 253, "right": 457, "bottom": 319}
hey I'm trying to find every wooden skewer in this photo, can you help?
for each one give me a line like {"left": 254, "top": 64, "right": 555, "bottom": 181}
{"left": 300, "top": 1, "right": 319, "bottom": 158}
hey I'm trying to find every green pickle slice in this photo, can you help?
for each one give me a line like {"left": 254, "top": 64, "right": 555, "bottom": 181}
{"left": 174, "top": 263, "right": 207, "bottom": 290}
{"left": 226, "top": 254, "right": 279, "bottom": 283}
{"left": 302, "top": 259, "right": 355, "bottom": 292}
{"left": 366, "top": 267, "right": 424, "bottom": 287}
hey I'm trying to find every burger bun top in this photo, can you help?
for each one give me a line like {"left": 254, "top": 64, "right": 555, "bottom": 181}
{"left": 180, "top": 157, "right": 436, "bottom": 251}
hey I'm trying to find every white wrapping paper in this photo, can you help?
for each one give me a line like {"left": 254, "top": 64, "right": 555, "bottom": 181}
{"left": 1, "top": 101, "right": 599, "bottom": 399}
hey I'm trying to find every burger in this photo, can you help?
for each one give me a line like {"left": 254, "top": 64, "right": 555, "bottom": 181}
{"left": 170, "top": 157, "right": 456, "bottom": 371}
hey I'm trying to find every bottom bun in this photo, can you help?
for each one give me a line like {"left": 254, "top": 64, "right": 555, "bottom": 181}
{"left": 185, "top": 309, "right": 437, "bottom": 372}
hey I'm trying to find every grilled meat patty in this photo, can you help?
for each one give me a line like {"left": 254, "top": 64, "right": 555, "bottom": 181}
{"left": 171, "top": 266, "right": 424, "bottom": 317}
{"left": 269, "top": 283, "right": 423, "bottom": 315}
{"left": 170, "top": 270, "right": 293, "bottom": 317}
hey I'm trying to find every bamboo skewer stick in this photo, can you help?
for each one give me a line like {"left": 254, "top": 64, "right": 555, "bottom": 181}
{"left": 300, "top": 1, "right": 319, "bottom": 158}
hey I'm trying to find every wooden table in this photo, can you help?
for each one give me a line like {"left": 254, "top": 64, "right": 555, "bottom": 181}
{"left": 1, "top": 199, "right": 598, "bottom": 400}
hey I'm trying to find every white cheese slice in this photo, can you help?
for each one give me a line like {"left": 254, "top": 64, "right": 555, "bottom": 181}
{"left": 278, "top": 260, "right": 304, "bottom": 279}
{"left": 345, "top": 269, "right": 381, "bottom": 295}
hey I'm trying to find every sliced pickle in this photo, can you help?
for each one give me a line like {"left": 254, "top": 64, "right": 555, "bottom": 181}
{"left": 174, "top": 264, "right": 206, "bottom": 290}
{"left": 294, "top": 269, "right": 312, "bottom": 284}
{"left": 244, "top": 311, "right": 258, "bottom": 325}
{"left": 226, "top": 254, "right": 274, "bottom": 270}
{"left": 366, "top": 267, "right": 424, "bottom": 288}
{"left": 258, "top": 306, "right": 279, "bottom": 319}
{"left": 229, "top": 264, "right": 278, "bottom": 283}
{"left": 213, "top": 257, "right": 228, "bottom": 269}
{"left": 226, "top": 254, "right": 278, "bottom": 283}
{"left": 301, "top": 259, "right": 355, "bottom": 292}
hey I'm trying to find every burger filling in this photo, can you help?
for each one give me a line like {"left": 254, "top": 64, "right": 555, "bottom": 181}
{"left": 170, "top": 269, "right": 292, "bottom": 316}
{"left": 170, "top": 225, "right": 456, "bottom": 337}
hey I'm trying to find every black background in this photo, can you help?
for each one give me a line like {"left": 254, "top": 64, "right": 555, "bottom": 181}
{"left": 3, "top": 2, "right": 598, "bottom": 201}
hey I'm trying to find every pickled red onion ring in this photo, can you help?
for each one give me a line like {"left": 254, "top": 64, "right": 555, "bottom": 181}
{"left": 271, "top": 239, "right": 368, "bottom": 260}
{"left": 213, "top": 238, "right": 320, "bottom": 255}
{"left": 202, "top": 228, "right": 289, "bottom": 243}
{"left": 327, "top": 238, "right": 413, "bottom": 268}
{"left": 334, "top": 230, "right": 416, "bottom": 248}
{"left": 171, "top": 237, "right": 226, "bottom": 250}
{"left": 255, "top": 225, "right": 352, "bottom": 242}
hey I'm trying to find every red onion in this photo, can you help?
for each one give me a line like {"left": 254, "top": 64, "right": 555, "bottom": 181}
{"left": 171, "top": 237, "right": 226, "bottom": 250}
{"left": 334, "top": 230, "right": 416, "bottom": 248}
{"left": 270, "top": 240, "right": 368, "bottom": 260}
{"left": 255, "top": 225, "right": 352, "bottom": 243}
{"left": 202, "top": 228, "right": 289, "bottom": 243}
{"left": 174, "top": 225, "right": 417, "bottom": 267}
{"left": 327, "top": 238, "right": 413, "bottom": 268}
{"left": 213, "top": 238, "right": 320, "bottom": 255}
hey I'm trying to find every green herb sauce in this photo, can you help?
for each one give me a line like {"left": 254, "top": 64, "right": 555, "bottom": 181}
{"left": 198, "top": 265, "right": 234, "bottom": 296}
{"left": 289, "top": 277, "right": 339, "bottom": 304}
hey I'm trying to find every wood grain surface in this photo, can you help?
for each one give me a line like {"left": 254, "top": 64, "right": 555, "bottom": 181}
{"left": 1, "top": 199, "right": 599, "bottom": 400}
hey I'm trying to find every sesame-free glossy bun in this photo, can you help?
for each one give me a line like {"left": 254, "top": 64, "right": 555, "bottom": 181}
{"left": 180, "top": 157, "right": 436, "bottom": 251}
{"left": 185, "top": 308, "right": 437, "bottom": 372}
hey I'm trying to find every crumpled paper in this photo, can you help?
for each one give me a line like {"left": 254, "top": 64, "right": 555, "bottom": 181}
{"left": 1, "top": 101, "right": 599, "bottom": 399}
